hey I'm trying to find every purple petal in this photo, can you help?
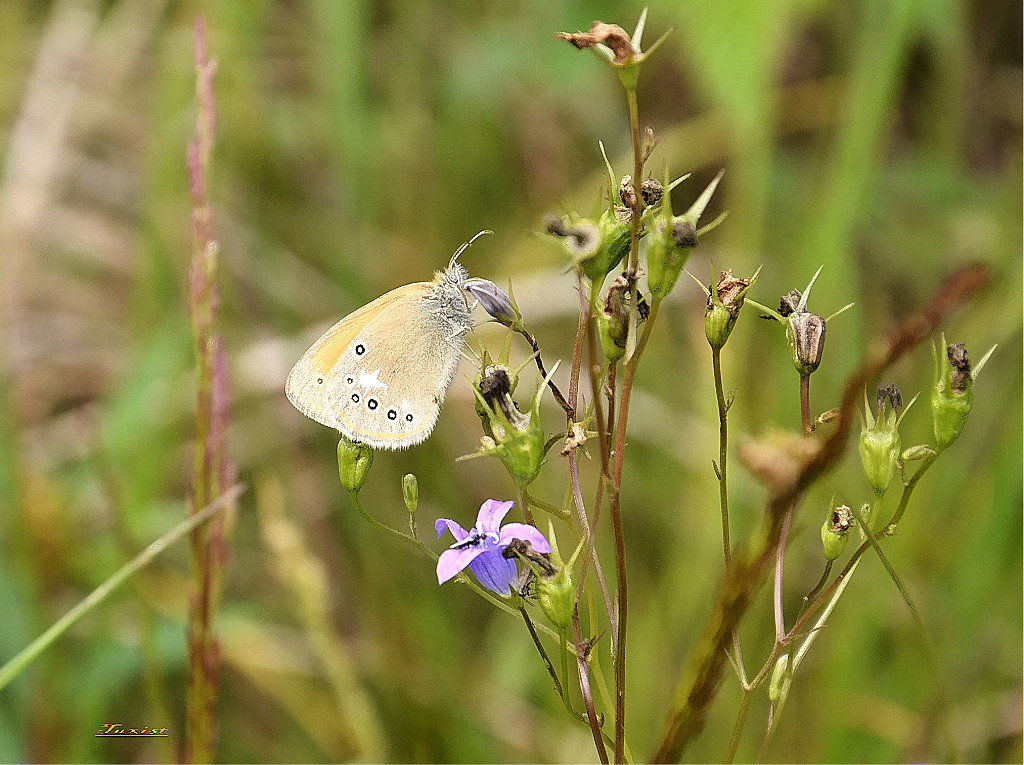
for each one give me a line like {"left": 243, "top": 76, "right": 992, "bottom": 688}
{"left": 476, "top": 500, "right": 515, "bottom": 534}
{"left": 437, "top": 546, "right": 485, "bottom": 585}
{"left": 435, "top": 517, "right": 469, "bottom": 542}
{"left": 499, "top": 523, "right": 552, "bottom": 554}
{"left": 467, "top": 549, "right": 518, "bottom": 596}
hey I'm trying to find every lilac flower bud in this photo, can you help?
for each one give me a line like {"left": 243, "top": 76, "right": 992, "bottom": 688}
{"left": 463, "top": 277, "right": 517, "bottom": 327}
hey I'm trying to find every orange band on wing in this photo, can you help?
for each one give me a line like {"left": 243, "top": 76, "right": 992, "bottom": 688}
{"left": 307, "top": 283, "right": 426, "bottom": 374}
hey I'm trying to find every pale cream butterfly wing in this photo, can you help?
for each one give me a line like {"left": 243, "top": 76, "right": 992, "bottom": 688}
{"left": 285, "top": 269, "right": 472, "bottom": 449}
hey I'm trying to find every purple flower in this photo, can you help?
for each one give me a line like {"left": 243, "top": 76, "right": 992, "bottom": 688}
{"left": 435, "top": 499, "right": 552, "bottom": 596}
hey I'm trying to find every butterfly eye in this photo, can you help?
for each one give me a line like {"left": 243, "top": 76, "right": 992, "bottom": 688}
{"left": 354, "top": 343, "right": 366, "bottom": 356}
{"left": 387, "top": 409, "right": 397, "bottom": 420}
{"left": 367, "top": 398, "right": 378, "bottom": 410}
{"left": 350, "top": 393, "right": 360, "bottom": 404}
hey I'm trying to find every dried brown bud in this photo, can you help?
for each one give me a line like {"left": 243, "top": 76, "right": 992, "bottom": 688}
{"left": 479, "top": 365, "right": 528, "bottom": 431}
{"left": 779, "top": 289, "right": 802, "bottom": 317}
{"left": 619, "top": 175, "right": 637, "bottom": 209}
{"left": 789, "top": 311, "right": 827, "bottom": 375}
{"left": 672, "top": 218, "right": 697, "bottom": 248}
{"left": 828, "top": 505, "right": 854, "bottom": 535}
{"left": 613, "top": 204, "right": 633, "bottom": 225}
{"left": 640, "top": 178, "right": 664, "bottom": 207}
{"left": 713, "top": 270, "right": 752, "bottom": 318}
{"left": 947, "top": 343, "right": 971, "bottom": 394}
{"left": 555, "top": 21, "right": 636, "bottom": 63}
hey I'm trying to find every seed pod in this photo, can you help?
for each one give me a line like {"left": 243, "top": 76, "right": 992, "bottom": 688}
{"left": 337, "top": 436, "right": 373, "bottom": 493}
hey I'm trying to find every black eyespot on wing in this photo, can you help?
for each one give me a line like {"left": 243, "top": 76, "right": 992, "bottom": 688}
{"left": 405, "top": 413, "right": 414, "bottom": 422}
{"left": 387, "top": 409, "right": 397, "bottom": 420}
{"left": 317, "top": 377, "right": 324, "bottom": 384}
{"left": 354, "top": 343, "right": 366, "bottom": 356}
{"left": 351, "top": 393, "right": 360, "bottom": 403}
{"left": 345, "top": 376, "right": 354, "bottom": 385}
{"left": 367, "top": 398, "right": 378, "bottom": 410}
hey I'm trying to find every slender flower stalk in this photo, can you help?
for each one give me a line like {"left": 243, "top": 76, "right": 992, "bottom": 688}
{"left": 0, "top": 485, "right": 243, "bottom": 693}
{"left": 184, "top": 18, "right": 234, "bottom": 763}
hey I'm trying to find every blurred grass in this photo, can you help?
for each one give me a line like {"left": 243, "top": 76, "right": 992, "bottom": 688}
{"left": 0, "top": 0, "right": 1019, "bottom": 762}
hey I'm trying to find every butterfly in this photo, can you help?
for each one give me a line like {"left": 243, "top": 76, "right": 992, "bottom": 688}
{"left": 285, "top": 233, "right": 509, "bottom": 450}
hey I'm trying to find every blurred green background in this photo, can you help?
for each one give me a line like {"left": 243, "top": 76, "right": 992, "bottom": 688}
{"left": 0, "top": 0, "right": 1020, "bottom": 762}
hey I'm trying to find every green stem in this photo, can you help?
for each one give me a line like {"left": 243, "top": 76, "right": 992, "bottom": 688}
{"left": 0, "top": 484, "right": 244, "bottom": 692}
{"left": 560, "top": 627, "right": 571, "bottom": 707}
{"left": 712, "top": 347, "right": 747, "bottom": 685}
{"left": 520, "top": 606, "right": 562, "bottom": 699}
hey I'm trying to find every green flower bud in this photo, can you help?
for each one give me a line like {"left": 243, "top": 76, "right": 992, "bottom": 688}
{"left": 901, "top": 444, "right": 937, "bottom": 462}
{"left": 821, "top": 504, "right": 854, "bottom": 561}
{"left": 337, "top": 436, "right": 373, "bottom": 493}
{"left": 768, "top": 653, "right": 792, "bottom": 703}
{"left": 859, "top": 384, "right": 905, "bottom": 495}
{"left": 931, "top": 338, "right": 974, "bottom": 451}
{"left": 402, "top": 473, "right": 418, "bottom": 515}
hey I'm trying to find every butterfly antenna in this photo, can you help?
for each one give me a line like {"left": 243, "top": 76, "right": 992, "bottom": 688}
{"left": 449, "top": 229, "right": 494, "bottom": 269}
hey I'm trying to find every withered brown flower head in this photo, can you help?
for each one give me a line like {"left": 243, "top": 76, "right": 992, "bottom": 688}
{"left": 712, "top": 270, "right": 752, "bottom": 318}
{"left": 947, "top": 342, "right": 971, "bottom": 394}
{"left": 555, "top": 21, "right": 636, "bottom": 63}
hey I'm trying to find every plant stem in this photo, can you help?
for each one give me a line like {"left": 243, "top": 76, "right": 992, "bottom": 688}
{"left": 800, "top": 373, "right": 812, "bottom": 435}
{"left": 560, "top": 627, "right": 571, "bottom": 707}
{"left": 520, "top": 606, "right": 562, "bottom": 699}
{"left": 518, "top": 327, "right": 573, "bottom": 417}
{"left": 572, "top": 610, "right": 610, "bottom": 765}
{"left": 712, "top": 349, "right": 732, "bottom": 569}
{"left": 0, "top": 485, "right": 244, "bottom": 692}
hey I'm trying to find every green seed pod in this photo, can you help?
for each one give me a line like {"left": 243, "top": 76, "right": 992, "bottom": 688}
{"left": 537, "top": 564, "right": 574, "bottom": 630}
{"left": 337, "top": 436, "right": 373, "bottom": 493}
{"left": 598, "top": 312, "right": 626, "bottom": 363}
{"left": 597, "top": 274, "right": 630, "bottom": 362}
{"left": 768, "top": 653, "right": 792, "bottom": 703}
{"left": 931, "top": 340, "right": 974, "bottom": 451}
{"left": 821, "top": 504, "right": 854, "bottom": 561}
{"left": 704, "top": 270, "right": 754, "bottom": 350}
{"left": 859, "top": 384, "right": 906, "bottom": 495}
